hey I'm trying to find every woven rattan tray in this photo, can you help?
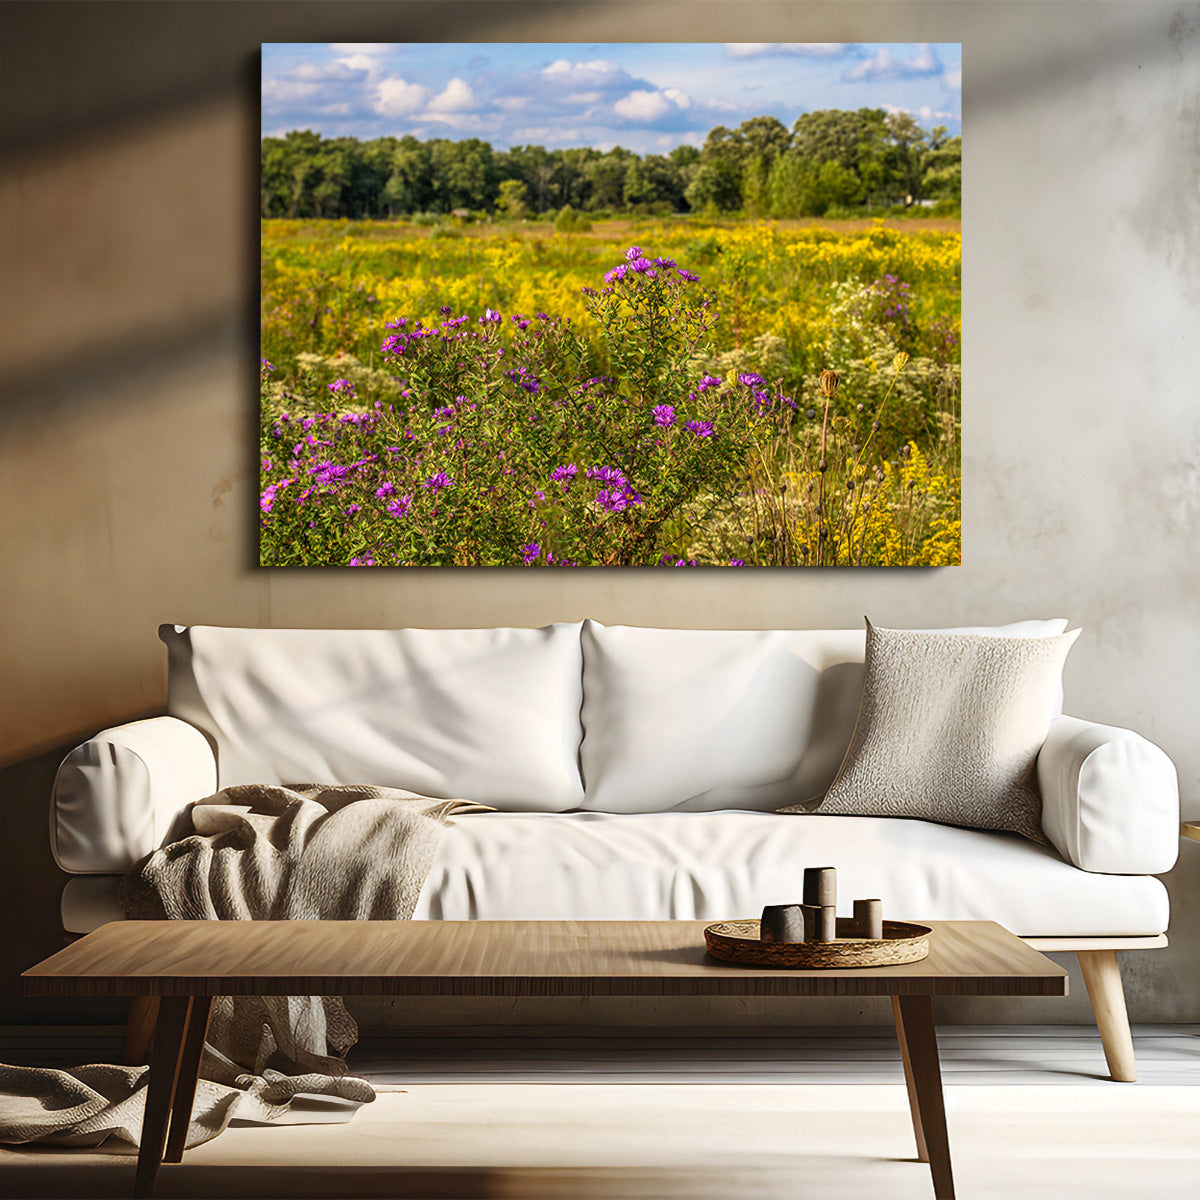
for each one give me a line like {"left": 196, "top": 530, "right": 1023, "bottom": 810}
{"left": 704, "top": 918, "right": 932, "bottom": 968}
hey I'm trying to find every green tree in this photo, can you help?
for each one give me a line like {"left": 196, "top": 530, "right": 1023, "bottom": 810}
{"left": 920, "top": 127, "right": 961, "bottom": 203}
{"left": 684, "top": 161, "right": 741, "bottom": 213}
{"left": 883, "top": 111, "right": 929, "bottom": 202}
{"left": 429, "top": 138, "right": 497, "bottom": 211}
{"left": 585, "top": 149, "right": 632, "bottom": 210}
{"left": 622, "top": 157, "right": 653, "bottom": 207}
{"left": 496, "top": 178, "right": 530, "bottom": 220}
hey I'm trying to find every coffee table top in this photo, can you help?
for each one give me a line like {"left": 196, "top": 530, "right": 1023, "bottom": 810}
{"left": 24, "top": 920, "right": 1067, "bottom": 999}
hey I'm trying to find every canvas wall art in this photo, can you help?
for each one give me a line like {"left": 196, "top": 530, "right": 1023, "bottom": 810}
{"left": 260, "top": 42, "right": 961, "bottom": 567}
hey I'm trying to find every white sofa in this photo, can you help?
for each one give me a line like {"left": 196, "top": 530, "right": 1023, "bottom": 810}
{"left": 51, "top": 620, "right": 1179, "bottom": 1081}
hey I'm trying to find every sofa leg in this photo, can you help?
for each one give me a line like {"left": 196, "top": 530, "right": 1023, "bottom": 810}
{"left": 123, "top": 995, "right": 160, "bottom": 1066}
{"left": 1076, "top": 950, "right": 1136, "bottom": 1082}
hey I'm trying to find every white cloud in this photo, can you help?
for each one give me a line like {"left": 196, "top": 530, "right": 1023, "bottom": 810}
{"left": 373, "top": 76, "right": 431, "bottom": 117}
{"left": 427, "top": 78, "right": 476, "bottom": 113}
{"left": 943, "top": 67, "right": 962, "bottom": 91}
{"left": 496, "top": 96, "right": 530, "bottom": 111}
{"left": 337, "top": 53, "right": 382, "bottom": 75}
{"left": 726, "top": 42, "right": 853, "bottom": 58}
{"left": 540, "top": 59, "right": 624, "bottom": 86}
{"left": 614, "top": 88, "right": 691, "bottom": 122}
{"left": 883, "top": 102, "right": 959, "bottom": 123}
{"left": 615, "top": 90, "right": 671, "bottom": 121}
{"left": 566, "top": 91, "right": 602, "bottom": 105}
{"left": 845, "top": 43, "right": 940, "bottom": 82}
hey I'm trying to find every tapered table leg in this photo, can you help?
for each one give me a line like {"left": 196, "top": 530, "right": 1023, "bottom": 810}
{"left": 123, "top": 996, "right": 161, "bottom": 1066}
{"left": 893, "top": 994, "right": 955, "bottom": 1200}
{"left": 164, "top": 995, "right": 213, "bottom": 1164}
{"left": 892, "top": 995, "right": 930, "bottom": 1162}
{"left": 135, "top": 996, "right": 191, "bottom": 1198}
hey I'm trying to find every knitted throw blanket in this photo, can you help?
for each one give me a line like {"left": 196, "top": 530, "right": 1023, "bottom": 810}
{"left": 0, "top": 783, "right": 487, "bottom": 1152}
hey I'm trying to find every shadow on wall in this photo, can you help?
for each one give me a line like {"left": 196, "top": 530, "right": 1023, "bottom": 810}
{"left": 0, "top": 744, "right": 130, "bottom": 1026}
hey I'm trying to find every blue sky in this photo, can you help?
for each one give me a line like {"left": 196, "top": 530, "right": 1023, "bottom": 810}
{"left": 261, "top": 43, "right": 962, "bottom": 151}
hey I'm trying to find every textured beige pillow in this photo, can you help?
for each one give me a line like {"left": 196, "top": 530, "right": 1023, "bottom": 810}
{"left": 783, "top": 621, "right": 1080, "bottom": 843}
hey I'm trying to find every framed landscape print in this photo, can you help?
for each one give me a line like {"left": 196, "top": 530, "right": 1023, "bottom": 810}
{"left": 260, "top": 42, "right": 961, "bottom": 566}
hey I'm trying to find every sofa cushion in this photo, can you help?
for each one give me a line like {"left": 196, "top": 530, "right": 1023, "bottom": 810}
{"left": 579, "top": 620, "right": 1069, "bottom": 814}
{"left": 160, "top": 623, "right": 585, "bottom": 810}
{"left": 811, "top": 622, "right": 1079, "bottom": 842}
{"left": 413, "top": 811, "right": 1168, "bottom": 937}
{"left": 60, "top": 812, "right": 1169, "bottom": 937}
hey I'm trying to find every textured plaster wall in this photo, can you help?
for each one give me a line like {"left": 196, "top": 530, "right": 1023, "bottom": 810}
{"left": 1, "top": 1, "right": 1198, "bottom": 1027}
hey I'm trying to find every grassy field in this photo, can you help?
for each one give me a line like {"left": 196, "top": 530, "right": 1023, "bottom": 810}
{"left": 260, "top": 215, "right": 960, "bottom": 567}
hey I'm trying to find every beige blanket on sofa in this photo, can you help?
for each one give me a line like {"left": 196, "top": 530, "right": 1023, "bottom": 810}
{"left": 0, "top": 784, "right": 487, "bottom": 1152}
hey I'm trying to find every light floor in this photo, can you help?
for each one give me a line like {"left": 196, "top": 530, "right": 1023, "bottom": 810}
{"left": 2, "top": 1027, "right": 1199, "bottom": 1198}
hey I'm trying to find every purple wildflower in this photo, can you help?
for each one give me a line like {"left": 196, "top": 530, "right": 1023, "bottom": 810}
{"left": 738, "top": 372, "right": 765, "bottom": 388}
{"left": 685, "top": 419, "right": 715, "bottom": 439}
{"left": 308, "top": 461, "right": 351, "bottom": 486}
{"left": 259, "top": 478, "right": 292, "bottom": 514}
{"left": 328, "top": 378, "right": 355, "bottom": 396}
{"left": 654, "top": 256, "right": 677, "bottom": 269}
{"left": 521, "top": 543, "right": 541, "bottom": 565}
{"left": 587, "top": 465, "right": 628, "bottom": 485}
{"left": 652, "top": 404, "right": 676, "bottom": 428}
{"left": 348, "top": 556, "right": 376, "bottom": 566}
{"left": 697, "top": 375, "right": 722, "bottom": 393}
{"left": 595, "top": 486, "right": 643, "bottom": 513}
{"left": 386, "top": 495, "right": 414, "bottom": 518}
{"left": 479, "top": 308, "right": 502, "bottom": 324}
{"left": 624, "top": 246, "right": 643, "bottom": 261}
{"left": 260, "top": 358, "right": 274, "bottom": 372}
{"left": 550, "top": 464, "right": 578, "bottom": 482}
{"left": 729, "top": 558, "right": 745, "bottom": 566}
{"left": 375, "top": 482, "right": 396, "bottom": 498}
{"left": 604, "top": 264, "right": 629, "bottom": 284}
{"left": 422, "top": 471, "right": 453, "bottom": 491}
{"left": 677, "top": 268, "right": 700, "bottom": 282}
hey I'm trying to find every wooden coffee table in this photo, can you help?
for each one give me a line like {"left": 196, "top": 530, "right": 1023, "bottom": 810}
{"left": 24, "top": 919, "right": 1066, "bottom": 1199}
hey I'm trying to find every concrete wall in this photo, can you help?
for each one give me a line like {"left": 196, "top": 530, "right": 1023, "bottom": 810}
{"left": 2, "top": 1, "right": 1198, "bottom": 1026}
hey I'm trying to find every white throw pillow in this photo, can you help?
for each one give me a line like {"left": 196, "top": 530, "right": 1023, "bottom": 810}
{"left": 160, "top": 623, "right": 585, "bottom": 810}
{"left": 794, "top": 620, "right": 1080, "bottom": 842}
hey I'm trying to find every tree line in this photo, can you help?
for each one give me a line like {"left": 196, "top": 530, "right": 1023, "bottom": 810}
{"left": 261, "top": 109, "right": 961, "bottom": 221}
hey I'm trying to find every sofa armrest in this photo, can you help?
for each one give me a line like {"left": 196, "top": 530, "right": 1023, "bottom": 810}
{"left": 1038, "top": 715, "right": 1178, "bottom": 875}
{"left": 51, "top": 716, "right": 217, "bottom": 874}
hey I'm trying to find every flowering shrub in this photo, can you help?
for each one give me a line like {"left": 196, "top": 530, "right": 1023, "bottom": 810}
{"left": 260, "top": 248, "right": 795, "bottom": 566}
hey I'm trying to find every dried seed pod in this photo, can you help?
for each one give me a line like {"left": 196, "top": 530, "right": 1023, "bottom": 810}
{"left": 818, "top": 369, "right": 841, "bottom": 398}
{"left": 856, "top": 403, "right": 864, "bottom": 412}
{"left": 806, "top": 408, "right": 817, "bottom": 420}
{"left": 845, "top": 480, "right": 855, "bottom": 493}
{"left": 818, "top": 459, "right": 827, "bottom": 472}
{"left": 872, "top": 420, "right": 881, "bottom": 432}
{"left": 893, "top": 352, "right": 910, "bottom": 371}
